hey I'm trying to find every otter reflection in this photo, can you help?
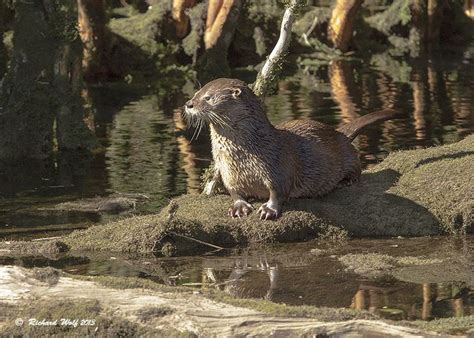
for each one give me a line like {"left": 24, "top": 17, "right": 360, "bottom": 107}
{"left": 201, "top": 255, "right": 280, "bottom": 301}
{"left": 197, "top": 255, "right": 472, "bottom": 321}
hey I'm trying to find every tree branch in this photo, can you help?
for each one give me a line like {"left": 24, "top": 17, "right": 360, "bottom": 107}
{"left": 252, "top": 0, "right": 305, "bottom": 97}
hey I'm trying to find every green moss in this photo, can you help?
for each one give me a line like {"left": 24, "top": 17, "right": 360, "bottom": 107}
{"left": 109, "top": 3, "right": 173, "bottom": 57}
{"left": 107, "top": 0, "right": 184, "bottom": 78}
{"left": 182, "top": 2, "right": 207, "bottom": 62}
{"left": 317, "top": 224, "right": 349, "bottom": 244}
{"left": 365, "top": 0, "right": 412, "bottom": 35}
{"left": 30, "top": 267, "right": 61, "bottom": 286}
{"left": 403, "top": 316, "right": 474, "bottom": 335}
{"left": 0, "top": 240, "right": 70, "bottom": 257}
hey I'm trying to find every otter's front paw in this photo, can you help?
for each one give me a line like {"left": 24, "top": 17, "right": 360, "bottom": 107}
{"left": 258, "top": 203, "right": 280, "bottom": 220}
{"left": 228, "top": 200, "right": 253, "bottom": 218}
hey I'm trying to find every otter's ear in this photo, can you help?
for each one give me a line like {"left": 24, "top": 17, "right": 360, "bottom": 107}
{"left": 231, "top": 88, "right": 241, "bottom": 99}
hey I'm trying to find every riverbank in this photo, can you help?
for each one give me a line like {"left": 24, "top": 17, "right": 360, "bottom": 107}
{"left": 1, "top": 266, "right": 472, "bottom": 336}
{"left": 0, "top": 134, "right": 472, "bottom": 256}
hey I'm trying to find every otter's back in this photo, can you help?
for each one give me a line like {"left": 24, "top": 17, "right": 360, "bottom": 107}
{"left": 276, "top": 119, "right": 360, "bottom": 198}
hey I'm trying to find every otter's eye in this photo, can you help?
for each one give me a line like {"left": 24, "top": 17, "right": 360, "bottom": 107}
{"left": 203, "top": 95, "right": 211, "bottom": 101}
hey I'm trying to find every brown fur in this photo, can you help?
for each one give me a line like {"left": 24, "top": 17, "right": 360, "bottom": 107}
{"left": 184, "top": 78, "right": 397, "bottom": 218}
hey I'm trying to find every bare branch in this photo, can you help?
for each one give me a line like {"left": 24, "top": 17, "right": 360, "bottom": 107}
{"left": 252, "top": 0, "right": 306, "bottom": 97}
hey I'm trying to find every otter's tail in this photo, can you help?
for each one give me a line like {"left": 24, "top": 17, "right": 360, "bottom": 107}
{"left": 337, "top": 109, "right": 400, "bottom": 141}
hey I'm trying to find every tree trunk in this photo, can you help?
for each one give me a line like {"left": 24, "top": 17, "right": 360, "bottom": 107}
{"left": 0, "top": 0, "right": 95, "bottom": 160}
{"left": 427, "top": 0, "right": 444, "bottom": 43}
{"left": 204, "top": 0, "right": 238, "bottom": 50}
{"left": 172, "top": 0, "right": 196, "bottom": 38}
{"left": 77, "top": 0, "right": 109, "bottom": 81}
{"left": 328, "top": 0, "right": 363, "bottom": 52}
{"left": 0, "top": 0, "right": 56, "bottom": 159}
{"left": 464, "top": 0, "right": 474, "bottom": 18}
{"left": 0, "top": 2, "right": 8, "bottom": 78}
{"left": 409, "top": 0, "right": 428, "bottom": 56}
{"left": 196, "top": 0, "right": 241, "bottom": 83}
{"left": 54, "top": 26, "right": 96, "bottom": 152}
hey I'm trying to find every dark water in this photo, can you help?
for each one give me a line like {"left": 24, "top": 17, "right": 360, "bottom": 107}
{"left": 0, "top": 43, "right": 473, "bottom": 321}
{"left": 2, "top": 236, "right": 472, "bottom": 321}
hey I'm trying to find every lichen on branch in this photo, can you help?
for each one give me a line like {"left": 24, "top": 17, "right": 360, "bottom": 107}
{"left": 252, "top": 0, "right": 307, "bottom": 97}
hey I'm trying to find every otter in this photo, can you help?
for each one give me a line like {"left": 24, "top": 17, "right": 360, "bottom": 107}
{"left": 184, "top": 78, "right": 398, "bottom": 220}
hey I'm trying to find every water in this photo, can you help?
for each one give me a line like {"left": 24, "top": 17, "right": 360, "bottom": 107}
{"left": 2, "top": 236, "right": 472, "bottom": 321}
{"left": 0, "top": 43, "right": 473, "bottom": 321}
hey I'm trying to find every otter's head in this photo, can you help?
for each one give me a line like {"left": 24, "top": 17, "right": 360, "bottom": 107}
{"left": 184, "top": 78, "right": 267, "bottom": 132}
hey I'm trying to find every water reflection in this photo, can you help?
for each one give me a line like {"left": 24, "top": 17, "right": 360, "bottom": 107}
{"left": 351, "top": 282, "right": 472, "bottom": 320}
{"left": 2, "top": 237, "right": 471, "bottom": 322}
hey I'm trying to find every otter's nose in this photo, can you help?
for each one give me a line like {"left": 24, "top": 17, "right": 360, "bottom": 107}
{"left": 185, "top": 100, "right": 194, "bottom": 109}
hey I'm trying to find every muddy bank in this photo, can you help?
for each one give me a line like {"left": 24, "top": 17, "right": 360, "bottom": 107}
{"left": 0, "top": 135, "right": 472, "bottom": 256}
{"left": 2, "top": 266, "right": 471, "bottom": 336}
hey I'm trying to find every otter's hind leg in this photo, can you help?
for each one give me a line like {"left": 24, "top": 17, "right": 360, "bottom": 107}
{"left": 337, "top": 165, "right": 361, "bottom": 189}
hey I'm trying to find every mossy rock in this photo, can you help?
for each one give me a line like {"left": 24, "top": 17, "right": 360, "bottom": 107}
{"left": 1, "top": 135, "right": 472, "bottom": 256}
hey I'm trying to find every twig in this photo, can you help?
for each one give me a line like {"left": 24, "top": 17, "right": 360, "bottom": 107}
{"left": 168, "top": 231, "right": 224, "bottom": 250}
{"left": 252, "top": 0, "right": 306, "bottom": 97}
{"left": 31, "top": 236, "right": 63, "bottom": 242}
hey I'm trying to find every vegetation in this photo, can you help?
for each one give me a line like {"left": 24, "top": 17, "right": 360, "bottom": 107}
{"left": 0, "top": 1, "right": 472, "bottom": 334}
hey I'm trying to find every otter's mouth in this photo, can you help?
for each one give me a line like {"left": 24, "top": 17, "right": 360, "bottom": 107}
{"left": 182, "top": 106, "right": 209, "bottom": 141}
{"left": 182, "top": 106, "right": 232, "bottom": 141}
